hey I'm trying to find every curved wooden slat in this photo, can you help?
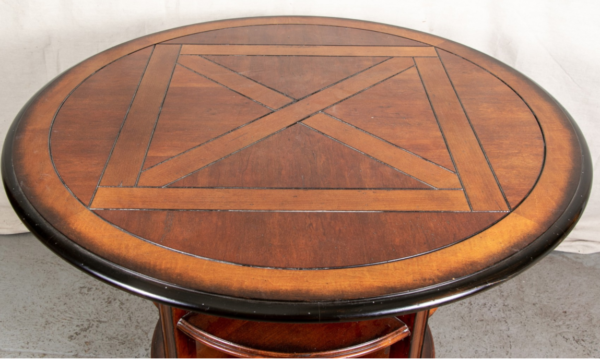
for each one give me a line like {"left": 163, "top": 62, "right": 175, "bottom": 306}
{"left": 176, "top": 314, "right": 409, "bottom": 358}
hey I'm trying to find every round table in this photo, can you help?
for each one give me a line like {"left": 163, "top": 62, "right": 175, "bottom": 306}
{"left": 2, "top": 17, "right": 592, "bottom": 358}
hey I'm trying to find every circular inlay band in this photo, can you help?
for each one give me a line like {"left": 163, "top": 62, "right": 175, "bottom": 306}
{"left": 3, "top": 17, "right": 591, "bottom": 321}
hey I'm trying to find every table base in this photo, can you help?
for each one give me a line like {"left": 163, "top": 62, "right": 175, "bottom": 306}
{"left": 150, "top": 306, "right": 435, "bottom": 358}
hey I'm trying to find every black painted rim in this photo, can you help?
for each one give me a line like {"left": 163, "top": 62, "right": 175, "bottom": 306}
{"left": 2, "top": 17, "right": 593, "bottom": 322}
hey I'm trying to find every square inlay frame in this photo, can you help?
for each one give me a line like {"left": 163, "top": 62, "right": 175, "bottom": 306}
{"left": 92, "top": 44, "right": 509, "bottom": 213}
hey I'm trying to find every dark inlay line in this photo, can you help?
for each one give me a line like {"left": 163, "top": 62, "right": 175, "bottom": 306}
{"left": 100, "top": 186, "right": 462, "bottom": 190}
{"left": 168, "top": 44, "right": 430, "bottom": 47}
{"left": 92, "top": 208, "right": 506, "bottom": 213}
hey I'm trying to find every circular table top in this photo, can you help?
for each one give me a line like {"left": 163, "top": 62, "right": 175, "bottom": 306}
{"left": 3, "top": 16, "right": 591, "bottom": 322}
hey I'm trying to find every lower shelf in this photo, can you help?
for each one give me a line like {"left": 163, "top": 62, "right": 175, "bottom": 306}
{"left": 151, "top": 311, "right": 435, "bottom": 358}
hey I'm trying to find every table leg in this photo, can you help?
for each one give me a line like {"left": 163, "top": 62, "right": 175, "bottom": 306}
{"left": 158, "top": 304, "right": 178, "bottom": 358}
{"left": 409, "top": 309, "right": 431, "bottom": 358}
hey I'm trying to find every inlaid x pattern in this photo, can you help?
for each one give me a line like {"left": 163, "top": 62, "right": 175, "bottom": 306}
{"left": 92, "top": 44, "right": 509, "bottom": 212}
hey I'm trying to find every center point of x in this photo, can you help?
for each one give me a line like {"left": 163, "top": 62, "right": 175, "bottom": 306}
{"left": 137, "top": 57, "right": 416, "bottom": 187}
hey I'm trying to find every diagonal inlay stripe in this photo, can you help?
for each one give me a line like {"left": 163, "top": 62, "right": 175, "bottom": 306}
{"left": 303, "top": 113, "right": 461, "bottom": 189}
{"left": 100, "top": 45, "right": 180, "bottom": 187}
{"left": 138, "top": 57, "right": 415, "bottom": 187}
{"left": 415, "top": 57, "right": 509, "bottom": 211}
{"left": 181, "top": 45, "right": 437, "bottom": 57}
{"left": 91, "top": 188, "right": 470, "bottom": 211}
{"left": 178, "top": 55, "right": 293, "bottom": 109}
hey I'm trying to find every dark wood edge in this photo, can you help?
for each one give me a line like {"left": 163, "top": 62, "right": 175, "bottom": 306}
{"left": 2, "top": 16, "right": 592, "bottom": 322}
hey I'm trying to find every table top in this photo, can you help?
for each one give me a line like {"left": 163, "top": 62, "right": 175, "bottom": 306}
{"left": 3, "top": 16, "right": 591, "bottom": 322}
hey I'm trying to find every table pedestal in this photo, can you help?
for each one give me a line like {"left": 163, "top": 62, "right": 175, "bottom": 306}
{"left": 151, "top": 305, "right": 435, "bottom": 358}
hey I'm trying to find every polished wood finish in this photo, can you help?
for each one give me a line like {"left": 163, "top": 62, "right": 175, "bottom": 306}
{"left": 101, "top": 45, "right": 180, "bottom": 187}
{"left": 6, "top": 17, "right": 588, "bottom": 316}
{"left": 138, "top": 57, "right": 414, "bottom": 186}
{"left": 437, "top": 50, "right": 544, "bottom": 208}
{"left": 92, "top": 188, "right": 469, "bottom": 211}
{"left": 325, "top": 66, "right": 454, "bottom": 171}
{"left": 151, "top": 311, "right": 436, "bottom": 358}
{"left": 205, "top": 55, "right": 389, "bottom": 99}
{"left": 415, "top": 57, "right": 508, "bottom": 211}
{"left": 50, "top": 47, "right": 152, "bottom": 205}
{"left": 303, "top": 114, "right": 460, "bottom": 189}
{"left": 163, "top": 24, "right": 428, "bottom": 46}
{"left": 177, "top": 313, "right": 409, "bottom": 358}
{"left": 171, "top": 124, "right": 429, "bottom": 189}
{"left": 177, "top": 56, "right": 292, "bottom": 109}
{"left": 409, "top": 310, "right": 430, "bottom": 358}
{"left": 180, "top": 45, "right": 436, "bottom": 57}
{"left": 142, "top": 64, "right": 270, "bottom": 169}
{"left": 159, "top": 304, "right": 178, "bottom": 358}
{"left": 95, "top": 210, "right": 502, "bottom": 268}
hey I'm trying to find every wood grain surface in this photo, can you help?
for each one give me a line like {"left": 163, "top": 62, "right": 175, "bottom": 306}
{"left": 180, "top": 45, "right": 437, "bottom": 57}
{"left": 142, "top": 64, "right": 270, "bottom": 169}
{"left": 415, "top": 57, "right": 508, "bottom": 211}
{"left": 303, "top": 114, "right": 460, "bottom": 189}
{"left": 171, "top": 124, "right": 430, "bottom": 189}
{"left": 178, "top": 55, "right": 292, "bottom": 109}
{"left": 205, "top": 55, "right": 390, "bottom": 99}
{"left": 91, "top": 188, "right": 470, "bottom": 211}
{"left": 163, "top": 24, "right": 428, "bottom": 46}
{"left": 7, "top": 17, "right": 586, "bottom": 309}
{"left": 438, "top": 50, "right": 544, "bottom": 208}
{"left": 51, "top": 47, "right": 152, "bottom": 205}
{"left": 101, "top": 45, "right": 180, "bottom": 187}
{"left": 95, "top": 210, "right": 502, "bottom": 268}
{"left": 325, "top": 66, "right": 455, "bottom": 171}
{"left": 138, "top": 57, "right": 415, "bottom": 186}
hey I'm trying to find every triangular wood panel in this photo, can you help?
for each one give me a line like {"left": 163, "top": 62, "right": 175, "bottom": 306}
{"left": 143, "top": 65, "right": 271, "bottom": 169}
{"left": 95, "top": 210, "right": 504, "bottom": 268}
{"left": 51, "top": 47, "right": 152, "bottom": 204}
{"left": 438, "top": 50, "right": 544, "bottom": 207}
{"left": 326, "top": 67, "right": 455, "bottom": 171}
{"left": 205, "top": 56, "right": 389, "bottom": 99}
{"left": 164, "top": 24, "right": 427, "bottom": 46}
{"left": 170, "top": 124, "right": 429, "bottom": 189}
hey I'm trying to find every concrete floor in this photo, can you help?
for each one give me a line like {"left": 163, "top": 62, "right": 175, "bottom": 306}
{"left": 0, "top": 233, "right": 598, "bottom": 357}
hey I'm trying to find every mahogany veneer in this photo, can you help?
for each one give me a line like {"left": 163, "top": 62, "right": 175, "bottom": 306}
{"left": 3, "top": 17, "right": 591, "bottom": 358}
